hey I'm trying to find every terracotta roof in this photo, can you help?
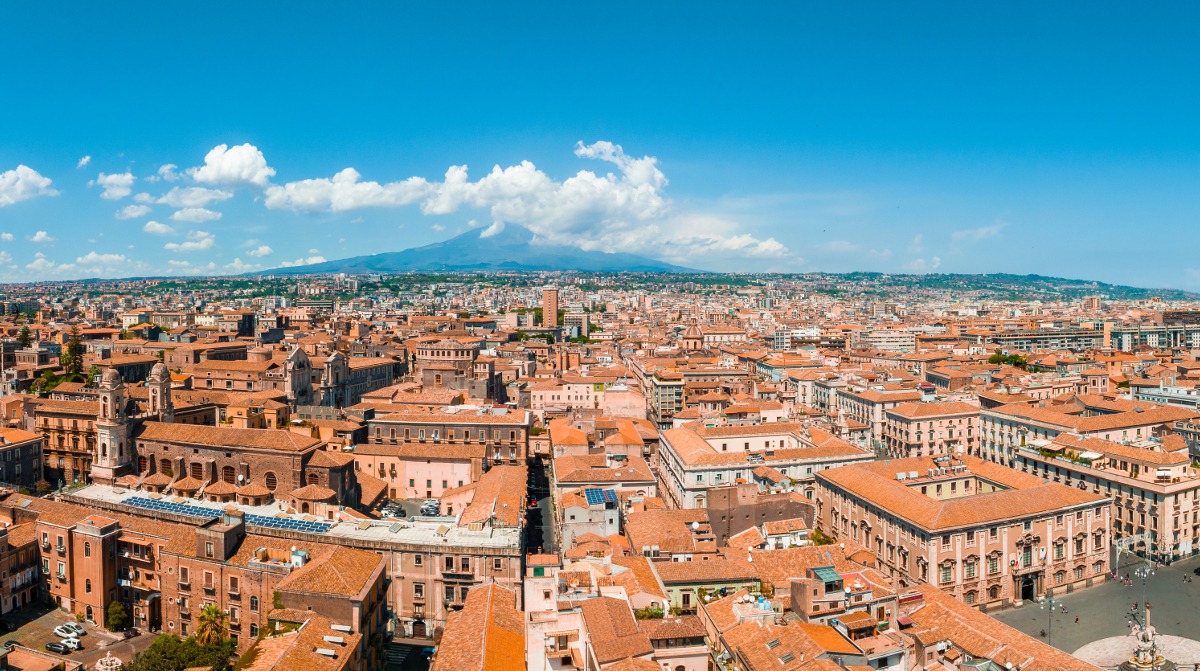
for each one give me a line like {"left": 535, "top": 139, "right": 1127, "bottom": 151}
{"left": 432, "top": 583, "right": 525, "bottom": 671}
{"left": 137, "top": 421, "right": 322, "bottom": 452}
{"left": 580, "top": 597, "right": 653, "bottom": 664}
{"left": 289, "top": 484, "right": 336, "bottom": 501}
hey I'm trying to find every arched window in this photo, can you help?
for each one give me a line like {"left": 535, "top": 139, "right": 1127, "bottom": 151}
{"left": 160, "top": 459, "right": 173, "bottom": 477}
{"left": 222, "top": 466, "right": 236, "bottom": 484}
{"left": 249, "top": 596, "right": 258, "bottom": 612}
{"left": 84, "top": 542, "right": 91, "bottom": 557}
{"left": 250, "top": 623, "right": 258, "bottom": 637}
{"left": 264, "top": 472, "right": 277, "bottom": 491}
{"left": 307, "top": 473, "right": 319, "bottom": 486}
{"left": 85, "top": 579, "right": 92, "bottom": 593}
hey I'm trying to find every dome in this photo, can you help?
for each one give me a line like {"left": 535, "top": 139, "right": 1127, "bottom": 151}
{"left": 101, "top": 368, "right": 123, "bottom": 388}
{"left": 148, "top": 362, "right": 169, "bottom": 382}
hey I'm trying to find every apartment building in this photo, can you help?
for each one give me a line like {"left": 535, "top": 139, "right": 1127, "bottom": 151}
{"left": 365, "top": 408, "right": 532, "bottom": 464}
{"left": 882, "top": 401, "right": 980, "bottom": 458}
{"left": 1012, "top": 432, "right": 1200, "bottom": 562}
{"left": 978, "top": 400, "right": 1198, "bottom": 467}
{"left": 816, "top": 455, "right": 1110, "bottom": 609}
{"left": 834, "top": 386, "right": 923, "bottom": 445}
{"left": 657, "top": 422, "right": 873, "bottom": 508}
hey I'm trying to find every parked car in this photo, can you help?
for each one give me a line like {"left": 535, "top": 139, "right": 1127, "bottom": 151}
{"left": 65, "top": 622, "right": 86, "bottom": 636}
{"left": 52, "top": 625, "right": 76, "bottom": 639}
{"left": 4, "top": 640, "right": 18, "bottom": 648}
{"left": 45, "top": 642, "right": 68, "bottom": 654}
{"left": 60, "top": 637, "right": 81, "bottom": 651}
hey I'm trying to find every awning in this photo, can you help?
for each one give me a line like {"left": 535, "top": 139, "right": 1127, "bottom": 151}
{"left": 897, "top": 615, "right": 914, "bottom": 627}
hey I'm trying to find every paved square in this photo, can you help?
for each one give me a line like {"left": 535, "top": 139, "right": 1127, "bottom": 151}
{"left": 990, "top": 554, "right": 1200, "bottom": 662}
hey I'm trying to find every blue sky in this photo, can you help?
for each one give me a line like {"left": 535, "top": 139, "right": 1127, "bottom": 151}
{"left": 1, "top": 3, "right": 1198, "bottom": 288}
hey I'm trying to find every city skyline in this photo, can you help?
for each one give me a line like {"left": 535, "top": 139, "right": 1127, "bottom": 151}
{"left": 1, "top": 3, "right": 1198, "bottom": 288}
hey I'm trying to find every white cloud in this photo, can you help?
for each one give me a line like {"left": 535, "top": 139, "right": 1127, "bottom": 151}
{"left": 190, "top": 143, "right": 275, "bottom": 187}
{"left": 143, "top": 221, "right": 175, "bottom": 235}
{"left": 76, "top": 251, "right": 128, "bottom": 266}
{"left": 279, "top": 255, "right": 327, "bottom": 267}
{"left": 908, "top": 234, "right": 924, "bottom": 253}
{"left": 264, "top": 167, "right": 430, "bottom": 212}
{"left": 152, "top": 164, "right": 180, "bottom": 182}
{"left": 904, "top": 256, "right": 942, "bottom": 272}
{"left": 246, "top": 245, "right": 273, "bottom": 257}
{"left": 307, "top": 248, "right": 319, "bottom": 255}
{"left": 431, "top": 224, "right": 446, "bottom": 232}
{"left": 30, "top": 230, "right": 54, "bottom": 243}
{"left": 154, "top": 186, "right": 234, "bottom": 208}
{"left": 76, "top": 156, "right": 91, "bottom": 169}
{"left": 164, "top": 230, "right": 215, "bottom": 252}
{"left": 116, "top": 204, "right": 152, "bottom": 220}
{"left": 170, "top": 207, "right": 222, "bottom": 223}
{"left": 90, "top": 172, "right": 136, "bottom": 200}
{"left": 26, "top": 252, "right": 62, "bottom": 274}
{"left": 264, "top": 140, "right": 784, "bottom": 264}
{"left": 951, "top": 222, "right": 1005, "bottom": 243}
{"left": 0, "top": 233, "right": 12, "bottom": 241}
{"left": 223, "top": 258, "right": 258, "bottom": 273}
{"left": 0, "top": 165, "right": 59, "bottom": 207}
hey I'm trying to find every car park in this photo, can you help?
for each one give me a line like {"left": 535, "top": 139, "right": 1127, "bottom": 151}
{"left": 45, "top": 642, "right": 67, "bottom": 654}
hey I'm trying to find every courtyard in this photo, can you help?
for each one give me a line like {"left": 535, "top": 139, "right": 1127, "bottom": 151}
{"left": 991, "top": 553, "right": 1200, "bottom": 664}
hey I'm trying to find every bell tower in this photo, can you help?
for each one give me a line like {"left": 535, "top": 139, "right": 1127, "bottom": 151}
{"left": 147, "top": 362, "right": 174, "bottom": 422}
{"left": 91, "top": 368, "right": 132, "bottom": 485}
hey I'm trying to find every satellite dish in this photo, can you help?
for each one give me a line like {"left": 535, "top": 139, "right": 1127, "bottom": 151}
{"left": 691, "top": 522, "right": 700, "bottom": 531}
{"left": 237, "top": 474, "right": 244, "bottom": 482}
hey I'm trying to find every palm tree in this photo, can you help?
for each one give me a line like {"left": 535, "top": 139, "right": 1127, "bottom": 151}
{"left": 195, "top": 604, "right": 228, "bottom": 647}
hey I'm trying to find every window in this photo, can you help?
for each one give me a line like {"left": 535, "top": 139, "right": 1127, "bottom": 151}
{"left": 414, "top": 583, "right": 424, "bottom": 599}
{"left": 1054, "top": 571, "right": 1065, "bottom": 585}
{"left": 414, "top": 555, "right": 422, "bottom": 567}
{"left": 460, "top": 556, "right": 470, "bottom": 572}
{"left": 444, "top": 556, "right": 454, "bottom": 571}
{"left": 84, "top": 542, "right": 91, "bottom": 557}
{"left": 493, "top": 558, "right": 503, "bottom": 571}
{"left": 264, "top": 472, "right": 277, "bottom": 491}
{"left": 940, "top": 565, "right": 952, "bottom": 584}
{"left": 1074, "top": 566, "right": 1084, "bottom": 580}
{"left": 180, "top": 567, "right": 189, "bottom": 584}
{"left": 203, "top": 571, "right": 214, "bottom": 589}
{"left": 1055, "top": 542, "right": 1065, "bottom": 560}
{"left": 205, "top": 542, "right": 214, "bottom": 558}
{"left": 250, "top": 623, "right": 258, "bottom": 637}
{"left": 229, "top": 576, "right": 239, "bottom": 593}
{"left": 965, "top": 561, "right": 976, "bottom": 579}
{"left": 85, "top": 579, "right": 92, "bottom": 593}
{"left": 445, "top": 586, "right": 454, "bottom": 603}
{"left": 965, "top": 590, "right": 976, "bottom": 605}
{"left": 249, "top": 596, "right": 258, "bottom": 612}
{"left": 987, "top": 556, "right": 999, "bottom": 574}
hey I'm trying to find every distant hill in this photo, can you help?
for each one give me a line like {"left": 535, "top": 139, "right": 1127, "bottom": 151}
{"left": 261, "top": 224, "right": 696, "bottom": 274}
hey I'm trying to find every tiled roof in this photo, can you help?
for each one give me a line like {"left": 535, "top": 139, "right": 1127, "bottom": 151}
{"left": 580, "top": 597, "right": 653, "bottom": 664}
{"left": 137, "top": 421, "right": 322, "bottom": 452}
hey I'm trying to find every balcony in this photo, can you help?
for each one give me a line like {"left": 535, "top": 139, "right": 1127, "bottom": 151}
{"left": 178, "top": 581, "right": 190, "bottom": 591}
{"left": 56, "top": 545, "right": 66, "bottom": 555}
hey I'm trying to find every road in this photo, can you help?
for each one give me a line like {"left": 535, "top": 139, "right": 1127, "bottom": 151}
{"left": 526, "top": 457, "right": 557, "bottom": 554}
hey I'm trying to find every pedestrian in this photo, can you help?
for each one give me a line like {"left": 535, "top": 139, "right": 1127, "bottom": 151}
{"left": 1075, "top": 615, "right": 1079, "bottom": 623}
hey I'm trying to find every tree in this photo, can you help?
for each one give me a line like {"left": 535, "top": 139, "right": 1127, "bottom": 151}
{"left": 809, "top": 528, "right": 836, "bottom": 546}
{"left": 86, "top": 364, "right": 101, "bottom": 388}
{"left": 196, "top": 604, "right": 229, "bottom": 647}
{"left": 16, "top": 326, "right": 31, "bottom": 348}
{"left": 121, "top": 634, "right": 235, "bottom": 671}
{"left": 106, "top": 600, "right": 129, "bottom": 631}
{"left": 35, "top": 480, "right": 51, "bottom": 495}
{"left": 62, "top": 325, "right": 84, "bottom": 377}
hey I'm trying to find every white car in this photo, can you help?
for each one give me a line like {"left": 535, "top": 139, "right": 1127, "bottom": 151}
{"left": 65, "top": 622, "right": 86, "bottom": 636}
{"left": 53, "top": 625, "right": 76, "bottom": 638}
{"left": 59, "top": 637, "right": 81, "bottom": 651}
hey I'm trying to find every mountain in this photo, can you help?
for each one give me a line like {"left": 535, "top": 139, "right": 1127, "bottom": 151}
{"left": 262, "top": 224, "right": 697, "bottom": 274}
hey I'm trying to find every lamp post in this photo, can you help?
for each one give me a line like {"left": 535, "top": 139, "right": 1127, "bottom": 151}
{"left": 1133, "top": 562, "right": 1155, "bottom": 628}
{"left": 1039, "top": 595, "right": 1060, "bottom": 646}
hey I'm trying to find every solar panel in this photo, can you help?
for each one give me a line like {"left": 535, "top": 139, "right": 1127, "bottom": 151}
{"left": 124, "top": 497, "right": 332, "bottom": 534}
{"left": 583, "top": 488, "right": 604, "bottom": 505}
{"left": 602, "top": 489, "right": 618, "bottom": 504}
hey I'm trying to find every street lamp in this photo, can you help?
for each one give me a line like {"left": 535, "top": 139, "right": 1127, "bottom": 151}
{"left": 1039, "top": 595, "right": 1060, "bottom": 645}
{"left": 1132, "top": 563, "right": 1155, "bottom": 628}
